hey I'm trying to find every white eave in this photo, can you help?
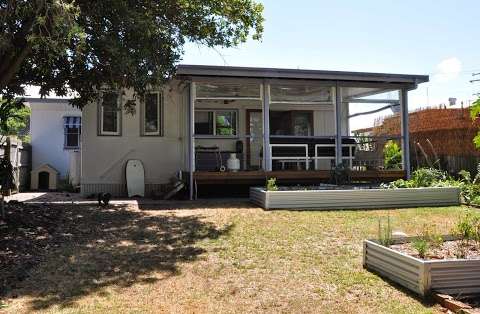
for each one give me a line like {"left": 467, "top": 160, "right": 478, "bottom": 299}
{"left": 176, "top": 64, "right": 429, "bottom": 87}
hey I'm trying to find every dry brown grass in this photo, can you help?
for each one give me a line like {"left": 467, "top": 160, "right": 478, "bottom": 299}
{"left": 1, "top": 200, "right": 469, "bottom": 313}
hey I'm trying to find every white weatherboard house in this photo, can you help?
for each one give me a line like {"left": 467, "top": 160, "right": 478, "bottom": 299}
{"left": 81, "top": 65, "right": 429, "bottom": 198}
{"left": 27, "top": 98, "right": 81, "bottom": 189}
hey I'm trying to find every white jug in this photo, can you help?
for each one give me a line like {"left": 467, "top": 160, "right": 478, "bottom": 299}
{"left": 227, "top": 153, "right": 240, "bottom": 172}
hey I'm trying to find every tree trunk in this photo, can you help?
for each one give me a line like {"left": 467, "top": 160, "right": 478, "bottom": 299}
{"left": 0, "top": 194, "right": 4, "bottom": 221}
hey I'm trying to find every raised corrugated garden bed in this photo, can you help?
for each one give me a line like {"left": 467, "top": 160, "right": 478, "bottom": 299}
{"left": 250, "top": 186, "right": 460, "bottom": 210}
{"left": 364, "top": 211, "right": 480, "bottom": 298}
{"left": 364, "top": 237, "right": 480, "bottom": 297}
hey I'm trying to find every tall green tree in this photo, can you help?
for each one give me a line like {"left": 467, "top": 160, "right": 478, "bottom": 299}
{"left": 0, "top": 0, "right": 264, "bottom": 107}
{"left": 0, "top": 0, "right": 263, "bottom": 202}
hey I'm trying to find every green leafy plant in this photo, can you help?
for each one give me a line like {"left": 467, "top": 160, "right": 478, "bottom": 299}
{"left": 383, "top": 167, "right": 448, "bottom": 189}
{"left": 428, "top": 233, "right": 444, "bottom": 250}
{"left": 454, "top": 212, "right": 475, "bottom": 243}
{"left": 331, "top": 162, "right": 351, "bottom": 185}
{"left": 411, "top": 168, "right": 446, "bottom": 187}
{"left": 470, "top": 97, "right": 480, "bottom": 148}
{"left": 378, "top": 216, "right": 393, "bottom": 247}
{"left": 451, "top": 212, "right": 480, "bottom": 258}
{"left": 266, "top": 178, "right": 278, "bottom": 191}
{"left": 383, "top": 140, "right": 402, "bottom": 170}
{"left": 459, "top": 170, "right": 472, "bottom": 183}
{"left": 412, "top": 238, "right": 429, "bottom": 259}
{"left": 419, "top": 225, "right": 444, "bottom": 250}
{"left": 58, "top": 175, "right": 76, "bottom": 193}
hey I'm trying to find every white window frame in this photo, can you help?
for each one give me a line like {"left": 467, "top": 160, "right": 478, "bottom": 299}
{"left": 141, "top": 91, "right": 163, "bottom": 136}
{"left": 194, "top": 109, "right": 238, "bottom": 138}
{"left": 99, "top": 91, "right": 121, "bottom": 136}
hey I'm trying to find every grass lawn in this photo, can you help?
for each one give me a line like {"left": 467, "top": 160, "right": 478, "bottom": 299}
{"left": 2, "top": 201, "right": 469, "bottom": 313}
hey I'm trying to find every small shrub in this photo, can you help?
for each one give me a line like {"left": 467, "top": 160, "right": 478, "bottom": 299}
{"left": 410, "top": 168, "right": 447, "bottom": 187}
{"left": 378, "top": 216, "right": 393, "bottom": 247}
{"left": 383, "top": 140, "right": 402, "bottom": 170}
{"left": 472, "top": 195, "right": 480, "bottom": 205}
{"left": 58, "top": 175, "right": 76, "bottom": 193}
{"left": 459, "top": 170, "right": 472, "bottom": 183}
{"left": 383, "top": 167, "right": 448, "bottom": 189}
{"left": 421, "top": 225, "right": 444, "bottom": 250}
{"left": 266, "top": 178, "right": 278, "bottom": 191}
{"left": 454, "top": 212, "right": 475, "bottom": 243}
{"left": 331, "top": 162, "right": 350, "bottom": 185}
{"left": 428, "top": 233, "right": 444, "bottom": 250}
{"left": 460, "top": 182, "right": 480, "bottom": 205}
{"left": 451, "top": 211, "right": 480, "bottom": 257}
{"left": 412, "top": 238, "right": 429, "bottom": 259}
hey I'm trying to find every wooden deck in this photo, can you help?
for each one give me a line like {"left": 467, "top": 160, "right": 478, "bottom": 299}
{"left": 192, "top": 170, "right": 406, "bottom": 185}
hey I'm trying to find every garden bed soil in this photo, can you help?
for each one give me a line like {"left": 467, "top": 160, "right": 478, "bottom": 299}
{"left": 390, "top": 239, "right": 480, "bottom": 260}
{"left": 274, "top": 183, "right": 381, "bottom": 191}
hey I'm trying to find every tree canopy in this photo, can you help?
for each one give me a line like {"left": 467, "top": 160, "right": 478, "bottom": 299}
{"left": 0, "top": 0, "right": 264, "bottom": 107}
{"left": 0, "top": 98, "right": 30, "bottom": 140}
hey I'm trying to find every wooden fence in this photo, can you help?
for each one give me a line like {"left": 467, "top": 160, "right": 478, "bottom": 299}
{"left": 411, "top": 152, "right": 480, "bottom": 176}
{"left": 0, "top": 137, "right": 31, "bottom": 193}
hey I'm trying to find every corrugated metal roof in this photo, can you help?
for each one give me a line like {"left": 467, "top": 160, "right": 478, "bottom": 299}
{"left": 177, "top": 64, "right": 429, "bottom": 85}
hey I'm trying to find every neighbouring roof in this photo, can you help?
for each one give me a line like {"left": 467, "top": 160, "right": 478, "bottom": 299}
{"left": 176, "top": 64, "right": 429, "bottom": 86}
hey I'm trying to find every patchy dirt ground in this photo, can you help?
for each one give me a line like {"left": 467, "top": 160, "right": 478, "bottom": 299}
{"left": 0, "top": 202, "right": 66, "bottom": 295}
{"left": 0, "top": 200, "right": 467, "bottom": 313}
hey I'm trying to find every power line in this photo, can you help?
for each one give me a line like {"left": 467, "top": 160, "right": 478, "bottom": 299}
{"left": 471, "top": 73, "right": 480, "bottom": 82}
{"left": 472, "top": 73, "right": 480, "bottom": 97}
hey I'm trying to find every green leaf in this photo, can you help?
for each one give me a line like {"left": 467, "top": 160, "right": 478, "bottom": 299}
{"left": 470, "top": 98, "right": 480, "bottom": 120}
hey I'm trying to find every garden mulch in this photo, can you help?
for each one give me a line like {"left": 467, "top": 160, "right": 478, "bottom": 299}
{"left": 390, "top": 240, "right": 480, "bottom": 260}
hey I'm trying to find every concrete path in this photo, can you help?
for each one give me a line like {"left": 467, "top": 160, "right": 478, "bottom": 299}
{"left": 4, "top": 192, "right": 250, "bottom": 208}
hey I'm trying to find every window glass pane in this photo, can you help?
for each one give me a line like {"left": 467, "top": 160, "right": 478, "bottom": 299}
{"left": 194, "top": 111, "right": 214, "bottom": 135}
{"left": 292, "top": 112, "right": 312, "bottom": 136}
{"left": 102, "top": 92, "right": 118, "bottom": 133}
{"left": 102, "top": 92, "right": 118, "bottom": 110}
{"left": 196, "top": 83, "right": 260, "bottom": 98}
{"left": 270, "top": 85, "right": 331, "bottom": 102}
{"left": 65, "top": 127, "right": 80, "bottom": 147}
{"left": 103, "top": 110, "right": 117, "bottom": 132}
{"left": 215, "top": 111, "right": 237, "bottom": 136}
{"left": 269, "top": 111, "right": 313, "bottom": 136}
{"left": 145, "top": 93, "right": 159, "bottom": 133}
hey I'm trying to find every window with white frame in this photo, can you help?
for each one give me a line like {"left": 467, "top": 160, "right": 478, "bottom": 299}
{"left": 64, "top": 116, "right": 81, "bottom": 149}
{"left": 99, "top": 91, "right": 121, "bottom": 135}
{"left": 194, "top": 109, "right": 237, "bottom": 136}
{"left": 142, "top": 92, "right": 163, "bottom": 136}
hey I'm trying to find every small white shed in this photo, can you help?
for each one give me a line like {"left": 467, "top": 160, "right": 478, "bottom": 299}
{"left": 31, "top": 164, "right": 59, "bottom": 190}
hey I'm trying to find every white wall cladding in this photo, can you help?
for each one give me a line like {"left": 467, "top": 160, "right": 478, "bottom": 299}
{"left": 29, "top": 100, "right": 81, "bottom": 178}
{"left": 81, "top": 81, "right": 188, "bottom": 196}
{"left": 250, "top": 187, "right": 460, "bottom": 210}
{"left": 364, "top": 240, "right": 480, "bottom": 297}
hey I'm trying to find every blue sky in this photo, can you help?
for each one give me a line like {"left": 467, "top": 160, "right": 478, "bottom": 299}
{"left": 182, "top": 0, "right": 480, "bottom": 112}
